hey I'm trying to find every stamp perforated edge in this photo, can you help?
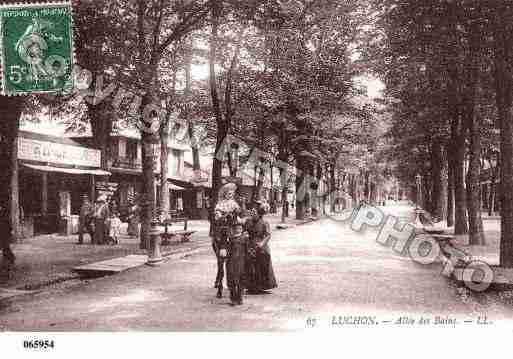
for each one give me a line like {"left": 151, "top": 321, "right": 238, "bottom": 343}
{"left": 0, "top": 1, "right": 76, "bottom": 97}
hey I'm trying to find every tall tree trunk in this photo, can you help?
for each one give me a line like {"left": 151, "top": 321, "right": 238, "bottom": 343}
{"left": 253, "top": 156, "right": 265, "bottom": 204}
{"left": 0, "top": 96, "right": 23, "bottom": 252}
{"left": 291, "top": 105, "right": 308, "bottom": 220}
{"left": 137, "top": 35, "right": 160, "bottom": 248}
{"left": 159, "top": 68, "right": 176, "bottom": 220}
{"left": 209, "top": 0, "right": 225, "bottom": 235}
{"left": 278, "top": 122, "right": 289, "bottom": 223}
{"left": 447, "top": 152, "right": 455, "bottom": 227}
{"left": 446, "top": 0, "right": 467, "bottom": 234}
{"left": 439, "top": 161, "right": 448, "bottom": 222}
{"left": 89, "top": 102, "right": 112, "bottom": 172}
{"left": 159, "top": 118, "right": 170, "bottom": 218}
{"left": 330, "top": 162, "right": 336, "bottom": 213}
{"left": 269, "top": 162, "right": 276, "bottom": 212}
{"left": 452, "top": 116, "right": 468, "bottom": 234}
{"left": 134, "top": 0, "right": 210, "bottom": 243}
{"left": 184, "top": 36, "right": 202, "bottom": 179}
{"left": 422, "top": 173, "right": 431, "bottom": 210}
{"left": 364, "top": 171, "right": 370, "bottom": 202}
{"left": 209, "top": 2, "right": 241, "bottom": 228}
{"left": 431, "top": 139, "right": 444, "bottom": 218}
{"left": 465, "top": 26, "right": 485, "bottom": 245}
{"left": 311, "top": 162, "right": 321, "bottom": 216}
{"left": 280, "top": 178, "right": 288, "bottom": 222}
{"left": 349, "top": 173, "right": 356, "bottom": 205}
{"left": 251, "top": 121, "right": 266, "bottom": 204}
{"left": 466, "top": 109, "right": 485, "bottom": 244}
{"left": 488, "top": 157, "right": 498, "bottom": 216}
{"left": 140, "top": 91, "right": 159, "bottom": 250}
{"left": 494, "top": 5, "right": 513, "bottom": 267}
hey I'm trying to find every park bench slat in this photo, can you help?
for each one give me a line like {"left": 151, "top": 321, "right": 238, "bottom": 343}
{"left": 161, "top": 230, "right": 196, "bottom": 244}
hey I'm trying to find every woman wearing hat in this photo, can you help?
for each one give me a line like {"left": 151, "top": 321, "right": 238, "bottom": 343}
{"left": 127, "top": 198, "right": 140, "bottom": 237}
{"left": 213, "top": 182, "right": 247, "bottom": 305}
{"left": 93, "top": 195, "right": 110, "bottom": 245}
{"left": 245, "top": 200, "right": 277, "bottom": 294}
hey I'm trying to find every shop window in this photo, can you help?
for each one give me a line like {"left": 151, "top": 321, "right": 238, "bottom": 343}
{"left": 109, "top": 139, "right": 118, "bottom": 159}
{"left": 171, "top": 149, "right": 183, "bottom": 176}
{"left": 127, "top": 140, "right": 138, "bottom": 160}
{"left": 118, "top": 138, "right": 127, "bottom": 158}
{"left": 137, "top": 143, "right": 142, "bottom": 160}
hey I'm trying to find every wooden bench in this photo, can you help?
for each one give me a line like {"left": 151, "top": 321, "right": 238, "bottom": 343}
{"left": 164, "top": 216, "right": 189, "bottom": 230}
{"left": 430, "top": 234, "right": 472, "bottom": 268}
{"left": 431, "top": 234, "right": 455, "bottom": 244}
{"left": 423, "top": 227, "right": 446, "bottom": 235}
{"left": 159, "top": 217, "right": 195, "bottom": 244}
{"left": 161, "top": 230, "right": 196, "bottom": 244}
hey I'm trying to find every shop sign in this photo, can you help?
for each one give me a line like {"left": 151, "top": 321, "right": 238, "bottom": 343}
{"left": 18, "top": 137, "right": 101, "bottom": 167}
{"left": 112, "top": 157, "right": 142, "bottom": 170}
{"left": 96, "top": 181, "right": 118, "bottom": 198}
{"left": 221, "top": 176, "right": 242, "bottom": 185}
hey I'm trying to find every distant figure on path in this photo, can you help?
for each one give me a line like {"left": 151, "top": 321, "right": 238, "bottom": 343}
{"left": 107, "top": 209, "right": 122, "bottom": 245}
{"left": 127, "top": 199, "right": 140, "bottom": 237}
{"left": 93, "top": 195, "right": 109, "bottom": 245}
{"left": 78, "top": 194, "right": 94, "bottom": 244}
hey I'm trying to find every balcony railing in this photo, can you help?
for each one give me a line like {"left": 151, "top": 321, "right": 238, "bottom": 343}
{"left": 109, "top": 156, "right": 143, "bottom": 170}
{"left": 108, "top": 156, "right": 185, "bottom": 177}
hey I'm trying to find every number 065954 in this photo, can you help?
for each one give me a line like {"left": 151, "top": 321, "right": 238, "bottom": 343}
{"left": 23, "top": 340, "right": 55, "bottom": 349}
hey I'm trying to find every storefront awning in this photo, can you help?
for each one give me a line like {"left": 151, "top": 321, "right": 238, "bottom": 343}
{"left": 169, "top": 183, "right": 185, "bottom": 190}
{"left": 23, "top": 163, "right": 111, "bottom": 176}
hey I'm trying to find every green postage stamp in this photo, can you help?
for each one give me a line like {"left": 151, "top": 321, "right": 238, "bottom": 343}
{"left": 0, "top": 2, "right": 74, "bottom": 96}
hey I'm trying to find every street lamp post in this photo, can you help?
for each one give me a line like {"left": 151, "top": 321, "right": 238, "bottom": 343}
{"left": 143, "top": 112, "right": 162, "bottom": 259}
{"left": 147, "top": 218, "right": 163, "bottom": 266}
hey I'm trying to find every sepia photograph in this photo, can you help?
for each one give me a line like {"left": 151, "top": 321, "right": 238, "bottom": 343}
{"left": 1, "top": 0, "right": 513, "bottom": 356}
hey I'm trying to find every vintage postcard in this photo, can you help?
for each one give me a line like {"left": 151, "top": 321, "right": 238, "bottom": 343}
{"left": 1, "top": 0, "right": 512, "bottom": 357}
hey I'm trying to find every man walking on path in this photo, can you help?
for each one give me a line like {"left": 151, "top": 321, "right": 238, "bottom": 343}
{"left": 93, "top": 195, "right": 109, "bottom": 245}
{"left": 78, "top": 195, "right": 94, "bottom": 245}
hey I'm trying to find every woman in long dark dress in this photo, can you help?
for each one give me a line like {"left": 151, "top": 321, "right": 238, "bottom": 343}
{"left": 246, "top": 202, "right": 277, "bottom": 294}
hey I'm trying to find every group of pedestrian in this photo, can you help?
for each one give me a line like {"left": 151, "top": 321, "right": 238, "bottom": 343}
{"left": 78, "top": 194, "right": 122, "bottom": 245}
{"left": 213, "top": 183, "right": 277, "bottom": 306}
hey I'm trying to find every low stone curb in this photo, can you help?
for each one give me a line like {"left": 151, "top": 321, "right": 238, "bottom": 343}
{"left": 275, "top": 216, "right": 320, "bottom": 230}
{"left": 3, "top": 243, "right": 211, "bottom": 296}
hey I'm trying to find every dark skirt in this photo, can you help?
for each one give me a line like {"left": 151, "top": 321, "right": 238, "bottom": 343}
{"left": 227, "top": 238, "right": 246, "bottom": 289}
{"left": 246, "top": 249, "right": 277, "bottom": 291}
{"left": 127, "top": 218, "right": 140, "bottom": 237}
{"left": 93, "top": 219, "right": 106, "bottom": 245}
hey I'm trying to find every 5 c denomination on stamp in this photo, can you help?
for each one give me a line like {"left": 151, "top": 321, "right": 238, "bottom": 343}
{"left": 0, "top": 1, "right": 74, "bottom": 96}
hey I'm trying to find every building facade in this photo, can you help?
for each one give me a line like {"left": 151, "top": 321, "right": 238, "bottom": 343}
{"left": 17, "top": 131, "right": 109, "bottom": 237}
{"left": 74, "top": 131, "right": 190, "bottom": 218}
